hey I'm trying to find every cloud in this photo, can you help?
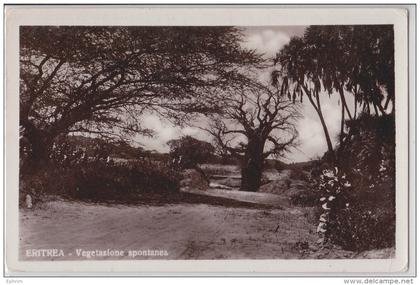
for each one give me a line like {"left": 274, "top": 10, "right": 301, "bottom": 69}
{"left": 242, "top": 29, "right": 290, "bottom": 58}
{"left": 133, "top": 115, "right": 176, "bottom": 152}
{"left": 292, "top": 115, "right": 328, "bottom": 162}
{"left": 133, "top": 114, "right": 211, "bottom": 153}
{"left": 287, "top": 95, "right": 343, "bottom": 162}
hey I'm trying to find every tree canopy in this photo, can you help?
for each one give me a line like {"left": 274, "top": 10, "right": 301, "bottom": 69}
{"left": 168, "top": 135, "right": 215, "bottom": 169}
{"left": 272, "top": 25, "right": 394, "bottom": 156}
{"left": 20, "top": 26, "right": 260, "bottom": 168}
{"left": 274, "top": 25, "right": 394, "bottom": 114}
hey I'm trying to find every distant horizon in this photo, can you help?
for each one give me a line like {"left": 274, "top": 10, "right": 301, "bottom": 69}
{"left": 68, "top": 132, "right": 318, "bottom": 164}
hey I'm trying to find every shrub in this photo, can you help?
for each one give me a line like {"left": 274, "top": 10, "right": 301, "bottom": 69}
{"left": 284, "top": 178, "right": 292, "bottom": 188}
{"left": 199, "top": 164, "right": 239, "bottom": 177}
{"left": 310, "top": 114, "right": 396, "bottom": 251}
{"left": 72, "top": 160, "right": 180, "bottom": 201}
{"left": 260, "top": 173, "right": 270, "bottom": 185}
{"left": 19, "top": 169, "right": 50, "bottom": 207}
{"left": 20, "top": 136, "right": 180, "bottom": 204}
{"left": 327, "top": 202, "right": 395, "bottom": 251}
{"left": 264, "top": 159, "right": 287, "bottom": 172}
{"left": 289, "top": 168, "right": 309, "bottom": 182}
{"left": 168, "top": 136, "right": 215, "bottom": 169}
{"left": 315, "top": 167, "right": 395, "bottom": 251}
{"left": 337, "top": 114, "right": 395, "bottom": 188}
{"left": 290, "top": 190, "right": 319, "bottom": 207}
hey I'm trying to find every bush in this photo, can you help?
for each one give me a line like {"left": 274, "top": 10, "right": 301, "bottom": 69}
{"left": 264, "top": 159, "right": 287, "bottom": 172}
{"left": 284, "top": 178, "right": 292, "bottom": 188}
{"left": 20, "top": 137, "right": 180, "bottom": 204}
{"left": 289, "top": 168, "right": 309, "bottom": 182}
{"left": 73, "top": 160, "right": 180, "bottom": 201}
{"left": 337, "top": 114, "right": 395, "bottom": 188}
{"left": 315, "top": 167, "right": 395, "bottom": 251}
{"left": 290, "top": 190, "right": 319, "bottom": 207}
{"left": 180, "top": 168, "right": 209, "bottom": 191}
{"left": 168, "top": 136, "right": 215, "bottom": 169}
{"left": 309, "top": 114, "right": 396, "bottom": 251}
{"left": 21, "top": 160, "right": 180, "bottom": 203}
{"left": 19, "top": 170, "right": 50, "bottom": 207}
{"left": 327, "top": 202, "right": 395, "bottom": 251}
{"left": 199, "top": 164, "right": 239, "bottom": 176}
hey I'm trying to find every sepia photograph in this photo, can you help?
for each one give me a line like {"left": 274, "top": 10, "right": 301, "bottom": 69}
{"left": 4, "top": 6, "right": 412, "bottom": 275}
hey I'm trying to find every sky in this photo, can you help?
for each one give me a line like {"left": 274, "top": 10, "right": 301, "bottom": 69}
{"left": 135, "top": 26, "right": 347, "bottom": 163}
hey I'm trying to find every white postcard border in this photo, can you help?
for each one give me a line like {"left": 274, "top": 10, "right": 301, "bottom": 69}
{"left": 4, "top": 5, "right": 409, "bottom": 275}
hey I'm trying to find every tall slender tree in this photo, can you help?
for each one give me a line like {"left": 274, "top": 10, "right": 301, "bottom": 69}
{"left": 273, "top": 25, "right": 394, "bottom": 157}
{"left": 303, "top": 26, "right": 354, "bottom": 142}
{"left": 272, "top": 37, "right": 335, "bottom": 155}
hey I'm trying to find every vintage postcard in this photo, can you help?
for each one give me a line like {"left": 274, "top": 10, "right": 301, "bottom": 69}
{"left": 4, "top": 5, "right": 411, "bottom": 275}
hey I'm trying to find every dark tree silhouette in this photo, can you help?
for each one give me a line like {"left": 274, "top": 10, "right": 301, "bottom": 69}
{"left": 207, "top": 81, "right": 299, "bottom": 192}
{"left": 273, "top": 25, "right": 394, "bottom": 156}
{"left": 345, "top": 25, "right": 395, "bottom": 115}
{"left": 272, "top": 36, "right": 334, "bottom": 154}
{"left": 20, "top": 26, "right": 260, "bottom": 172}
{"left": 168, "top": 136, "right": 215, "bottom": 169}
{"left": 302, "top": 26, "right": 354, "bottom": 142}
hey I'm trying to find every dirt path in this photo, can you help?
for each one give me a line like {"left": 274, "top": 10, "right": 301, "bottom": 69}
{"left": 20, "top": 200, "right": 318, "bottom": 260}
{"left": 182, "top": 187, "right": 290, "bottom": 208}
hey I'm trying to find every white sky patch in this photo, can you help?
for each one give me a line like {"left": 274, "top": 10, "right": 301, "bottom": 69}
{"left": 134, "top": 113, "right": 211, "bottom": 153}
{"left": 134, "top": 114, "right": 177, "bottom": 152}
{"left": 242, "top": 29, "right": 291, "bottom": 58}
{"left": 288, "top": 94, "right": 342, "bottom": 162}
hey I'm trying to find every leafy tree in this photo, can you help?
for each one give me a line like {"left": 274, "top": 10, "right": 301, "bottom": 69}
{"left": 207, "top": 81, "right": 299, "bottom": 192}
{"left": 273, "top": 25, "right": 394, "bottom": 156}
{"left": 346, "top": 25, "right": 395, "bottom": 115}
{"left": 302, "top": 25, "right": 394, "bottom": 127}
{"left": 303, "top": 26, "right": 354, "bottom": 141}
{"left": 167, "top": 136, "right": 215, "bottom": 169}
{"left": 20, "top": 26, "right": 260, "bottom": 172}
{"left": 272, "top": 36, "right": 335, "bottom": 154}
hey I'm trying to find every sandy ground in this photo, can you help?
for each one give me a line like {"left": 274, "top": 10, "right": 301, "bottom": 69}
{"left": 19, "top": 167, "right": 394, "bottom": 261}
{"left": 182, "top": 187, "right": 290, "bottom": 207}
{"left": 20, "top": 199, "right": 321, "bottom": 261}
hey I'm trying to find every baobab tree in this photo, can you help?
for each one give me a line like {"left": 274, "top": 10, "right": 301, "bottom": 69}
{"left": 207, "top": 81, "right": 299, "bottom": 192}
{"left": 20, "top": 26, "right": 260, "bottom": 172}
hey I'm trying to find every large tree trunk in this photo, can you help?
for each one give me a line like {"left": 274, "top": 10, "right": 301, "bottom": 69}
{"left": 21, "top": 124, "right": 54, "bottom": 175}
{"left": 316, "top": 109, "right": 335, "bottom": 162}
{"left": 338, "top": 88, "right": 353, "bottom": 120}
{"left": 353, "top": 96, "right": 358, "bottom": 119}
{"left": 240, "top": 138, "right": 264, "bottom": 192}
{"left": 340, "top": 101, "right": 345, "bottom": 143}
{"left": 19, "top": 126, "right": 57, "bottom": 207}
